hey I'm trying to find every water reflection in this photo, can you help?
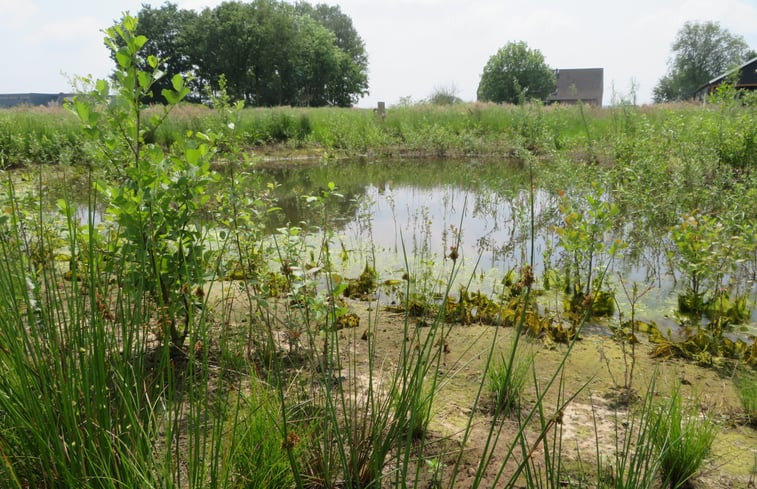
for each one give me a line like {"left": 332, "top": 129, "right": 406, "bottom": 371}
{"left": 261, "top": 159, "right": 756, "bottom": 332}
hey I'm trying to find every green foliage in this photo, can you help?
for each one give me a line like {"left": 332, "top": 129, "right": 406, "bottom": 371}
{"left": 226, "top": 380, "right": 297, "bottom": 488}
{"left": 595, "top": 375, "right": 665, "bottom": 489}
{"left": 734, "top": 371, "right": 757, "bottom": 425}
{"left": 428, "top": 85, "right": 463, "bottom": 105}
{"left": 670, "top": 211, "right": 751, "bottom": 320}
{"left": 654, "top": 21, "right": 750, "bottom": 102}
{"left": 132, "top": 2, "right": 199, "bottom": 103}
{"left": 556, "top": 184, "right": 624, "bottom": 317}
{"left": 140, "top": 0, "right": 368, "bottom": 106}
{"left": 651, "top": 385, "right": 716, "bottom": 488}
{"left": 477, "top": 41, "right": 556, "bottom": 104}
{"left": 70, "top": 16, "right": 216, "bottom": 346}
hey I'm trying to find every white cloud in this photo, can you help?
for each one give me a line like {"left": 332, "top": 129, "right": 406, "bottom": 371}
{"left": 0, "top": 0, "right": 39, "bottom": 21}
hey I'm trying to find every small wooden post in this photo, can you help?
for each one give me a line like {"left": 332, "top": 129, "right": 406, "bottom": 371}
{"left": 376, "top": 101, "right": 386, "bottom": 119}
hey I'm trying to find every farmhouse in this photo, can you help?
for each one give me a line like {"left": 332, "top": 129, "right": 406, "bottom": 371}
{"left": 546, "top": 68, "right": 603, "bottom": 106}
{"left": 0, "top": 93, "right": 73, "bottom": 108}
{"left": 694, "top": 56, "right": 757, "bottom": 100}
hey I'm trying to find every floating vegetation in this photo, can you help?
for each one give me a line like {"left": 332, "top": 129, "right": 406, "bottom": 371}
{"left": 396, "top": 287, "right": 578, "bottom": 345}
{"left": 563, "top": 287, "right": 615, "bottom": 319}
{"left": 651, "top": 328, "right": 757, "bottom": 367}
{"left": 343, "top": 263, "right": 378, "bottom": 299}
{"left": 335, "top": 312, "right": 360, "bottom": 330}
{"left": 703, "top": 291, "right": 751, "bottom": 326}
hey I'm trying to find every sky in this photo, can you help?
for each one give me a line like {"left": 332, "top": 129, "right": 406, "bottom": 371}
{"left": 2, "top": 0, "right": 757, "bottom": 107}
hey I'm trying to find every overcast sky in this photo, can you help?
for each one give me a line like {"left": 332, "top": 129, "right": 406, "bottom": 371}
{"left": 2, "top": 0, "right": 756, "bottom": 106}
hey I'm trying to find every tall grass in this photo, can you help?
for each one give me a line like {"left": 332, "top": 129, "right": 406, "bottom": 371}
{"left": 2, "top": 92, "right": 755, "bottom": 166}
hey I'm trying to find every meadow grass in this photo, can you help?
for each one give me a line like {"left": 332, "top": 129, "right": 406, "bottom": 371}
{"left": 2, "top": 96, "right": 755, "bottom": 167}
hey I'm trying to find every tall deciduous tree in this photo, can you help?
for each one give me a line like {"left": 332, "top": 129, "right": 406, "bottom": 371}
{"left": 477, "top": 41, "right": 555, "bottom": 104}
{"left": 653, "top": 21, "right": 750, "bottom": 102}
{"left": 132, "top": 0, "right": 369, "bottom": 107}
{"left": 295, "top": 3, "right": 369, "bottom": 106}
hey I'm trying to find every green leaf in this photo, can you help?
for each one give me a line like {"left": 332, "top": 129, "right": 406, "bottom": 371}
{"left": 95, "top": 79, "right": 109, "bottom": 98}
{"left": 74, "top": 99, "right": 90, "bottom": 124}
{"left": 171, "top": 74, "right": 184, "bottom": 92}
{"left": 147, "top": 55, "right": 160, "bottom": 69}
{"left": 138, "top": 71, "right": 152, "bottom": 90}
{"left": 116, "top": 47, "right": 131, "bottom": 69}
{"left": 162, "top": 89, "right": 180, "bottom": 105}
{"left": 56, "top": 199, "right": 70, "bottom": 215}
{"left": 134, "top": 35, "right": 148, "bottom": 50}
{"left": 185, "top": 148, "right": 201, "bottom": 166}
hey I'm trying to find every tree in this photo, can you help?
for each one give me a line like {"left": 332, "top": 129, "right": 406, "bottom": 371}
{"left": 477, "top": 41, "right": 555, "bottom": 104}
{"left": 114, "top": 3, "right": 197, "bottom": 102}
{"left": 295, "top": 3, "right": 369, "bottom": 106}
{"left": 653, "top": 21, "right": 750, "bottom": 102}
{"left": 428, "top": 85, "right": 462, "bottom": 105}
{"left": 134, "top": 0, "right": 368, "bottom": 107}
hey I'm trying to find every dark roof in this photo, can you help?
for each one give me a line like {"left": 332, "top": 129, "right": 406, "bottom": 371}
{"left": 701, "top": 56, "right": 757, "bottom": 87}
{"left": 547, "top": 68, "right": 603, "bottom": 104}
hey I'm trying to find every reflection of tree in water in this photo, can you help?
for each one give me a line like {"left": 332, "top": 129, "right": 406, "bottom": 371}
{"left": 267, "top": 186, "right": 367, "bottom": 232}
{"left": 261, "top": 159, "right": 529, "bottom": 231}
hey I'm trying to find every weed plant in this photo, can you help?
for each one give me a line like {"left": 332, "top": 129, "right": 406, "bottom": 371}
{"left": 487, "top": 345, "right": 532, "bottom": 415}
{"left": 592, "top": 375, "right": 665, "bottom": 489}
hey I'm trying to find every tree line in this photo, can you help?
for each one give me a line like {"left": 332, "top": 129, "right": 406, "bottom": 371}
{"left": 132, "top": 1, "right": 368, "bottom": 107}
{"left": 475, "top": 21, "right": 753, "bottom": 106}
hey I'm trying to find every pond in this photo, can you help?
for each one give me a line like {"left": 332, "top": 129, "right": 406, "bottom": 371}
{"left": 260, "top": 158, "right": 757, "bottom": 337}
{"left": 7, "top": 158, "right": 756, "bottom": 338}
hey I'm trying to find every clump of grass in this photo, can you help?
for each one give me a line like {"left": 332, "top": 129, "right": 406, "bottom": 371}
{"left": 593, "top": 375, "right": 663, "bottom": 489}
{"left": 225, "top": 378, "right": 297, "bottom": 488}
{"left": 734, "top": 371, "right": 757, "bottom": 426}
{"left": 486, "top": 345, "right": 531, "bottom": 415}
{"left": 652, "top": 384, "right": 716, "bottom": 489}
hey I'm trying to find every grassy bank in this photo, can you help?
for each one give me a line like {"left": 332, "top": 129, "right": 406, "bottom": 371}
{"left": 1, "top": 93, "right": 755, "bottom": 167}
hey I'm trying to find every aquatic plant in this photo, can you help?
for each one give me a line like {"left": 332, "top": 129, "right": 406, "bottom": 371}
{"left": 556, "top": 183, "right": 624, "bottom": 319}
{"left": 670, "top": 210, "right": 751, "bottom": 324}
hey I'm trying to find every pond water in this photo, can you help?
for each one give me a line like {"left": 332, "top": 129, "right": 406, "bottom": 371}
{"left": 260, "top": 158, "right": 757, "bottom": 337}
{"left": 9, "top": 159, "right": 756, "bottom": 337}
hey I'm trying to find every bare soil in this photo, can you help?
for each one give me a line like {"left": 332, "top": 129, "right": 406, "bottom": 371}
{"left": 211, "top": 283, "right": 757, "bottom": 488}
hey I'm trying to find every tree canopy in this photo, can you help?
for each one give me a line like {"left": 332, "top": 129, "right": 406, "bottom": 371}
{"left": 653, "top": 21, "right": 750, "bottom": 102}
{"left": 131, "top": 0, "right": 368, "bottom": 107}
{"left": 477, "top": 42, "right": 555, "bottom": 104}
